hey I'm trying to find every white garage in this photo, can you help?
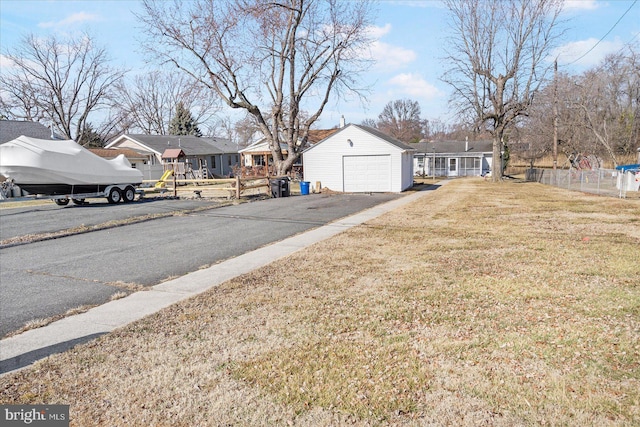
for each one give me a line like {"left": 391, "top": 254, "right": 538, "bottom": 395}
{"left": 303, "top": 124, "right": 415, "bottom": 193}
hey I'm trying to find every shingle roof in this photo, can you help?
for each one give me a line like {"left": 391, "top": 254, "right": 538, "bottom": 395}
{"left": 89, "top": 148, "right": 148, "bottom": 160}
{"left": 162, "top": 148, "right": 186, "bottom": 158}
{"left": 123, "top": 134, "right": 236, "bottom": 155}
{"left": 302, "top": 124, "right": 417, "bottom": 154}
{"left": 308, "top": 128, "right": 340, "bottom": 144}
{"left": 209, "top": 137, "right": 239, "bottom": 153}
{"left": 355, "top": 125, "right": 416, "bottom": 151}
{"left": 238, "top": 128, "right": 341, "bottom": 154}
{"left": 0, "top": 120, "right": 55, "bottom": 144}
{"left": 412, "top": 140, "right": 493, "bottom": 154}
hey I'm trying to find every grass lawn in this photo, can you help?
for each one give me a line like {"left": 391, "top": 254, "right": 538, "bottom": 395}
{"left": 1, "top": 178, "right": 639, "bottom": 426}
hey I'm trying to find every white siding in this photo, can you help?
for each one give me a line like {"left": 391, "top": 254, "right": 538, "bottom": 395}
{"left": 303, "top": 125, "right": 413, "bottom": 193}
{"left": 108, "top": 139, "right": 163, "bottom": 179}
{"left": 401, "top": 151, "right": 414, "bottom": 189}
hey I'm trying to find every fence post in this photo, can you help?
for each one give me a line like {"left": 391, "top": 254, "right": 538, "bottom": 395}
{"left": 236, "top": 175, "right": 241, "bottom": 199}
{"left": 173, "top": 171, "right": 177, "bottom": 198}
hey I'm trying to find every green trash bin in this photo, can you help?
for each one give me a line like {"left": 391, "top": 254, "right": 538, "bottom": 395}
{"left": 300, "top": 181, "right": 310, "bottom": 195}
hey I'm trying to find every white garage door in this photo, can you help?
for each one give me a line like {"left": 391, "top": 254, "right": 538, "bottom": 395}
{"left": 343, "top": 155, "right": 391, "bottom": 192}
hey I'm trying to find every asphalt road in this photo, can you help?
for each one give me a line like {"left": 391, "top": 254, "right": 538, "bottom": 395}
{"left": 0, "top": 197, "right": 231, "bottom": 241}
{"left": 0, "top": 192, "right": 402, "bottom": 337}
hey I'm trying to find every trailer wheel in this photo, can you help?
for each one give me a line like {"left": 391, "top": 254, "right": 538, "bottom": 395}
{"left": 54, "top": 198, "right": 70, "bottom": 206}
{"left": 122, "top": 186, "right": 136, "bottom": 203}
{"left": 72, "top": 198, "right": 86, "bottom": 205}
{"left": 107, "top": 187, "right": 122, "bottom": 204}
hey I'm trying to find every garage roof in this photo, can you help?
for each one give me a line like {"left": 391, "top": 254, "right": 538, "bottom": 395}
{"left": 304, "top": 124, "right": 416, "bottom": 153}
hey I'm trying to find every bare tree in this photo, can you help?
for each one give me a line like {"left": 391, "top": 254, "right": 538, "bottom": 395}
{"left": 376, "top": 99, "right": 426, "bottom": 143}
{"left": 233, "top": 114, "right": 263, "bottom": 149}
{"left": 0, "top": 33, "right": 126, "bottom": 143}
{"left": 570, "top": 49, "right": 640, "bottom": 165}
{"left": 427, "top": 119, "right": 453, "bottom": 141}
{"left": 138, "top": 0, "right": 375, "bottom": 175}
{"left": 442, "top": 0, "right": 563, "bottom": 181}
{"left": 114, "top": 71, "right": 220, "bottom": 135}
{"left": 519, "top": 71, "right": 582, "bottom": 163}
{"left": 521, "top": 47, "right": 640, "bottom": 167}
{"left": 360, "top": 118, "right": 378, "bottom": 128}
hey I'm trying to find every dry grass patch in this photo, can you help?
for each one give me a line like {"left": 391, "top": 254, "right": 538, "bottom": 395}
{"left": 1, "top": 178, "right": 639, "bottom": 426}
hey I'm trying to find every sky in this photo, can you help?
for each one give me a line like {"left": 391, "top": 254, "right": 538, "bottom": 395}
{"left": 1, "top": 0, "right": 639, "bottom": 131}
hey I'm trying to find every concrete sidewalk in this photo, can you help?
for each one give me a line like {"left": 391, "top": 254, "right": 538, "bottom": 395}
{"left": 0, "top": 186, "right": 440, "bottom": 376}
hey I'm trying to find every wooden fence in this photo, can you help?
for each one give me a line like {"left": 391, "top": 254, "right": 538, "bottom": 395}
{"left": 141, "top": 175, "right": 289, "bottom": 199}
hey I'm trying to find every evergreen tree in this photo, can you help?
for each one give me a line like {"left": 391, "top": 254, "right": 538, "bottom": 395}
{"left": 168, "top": 102, "right": 202, "bottom": 136}
{"left": 78, "top": 123, "right": 105, "bottom": 147}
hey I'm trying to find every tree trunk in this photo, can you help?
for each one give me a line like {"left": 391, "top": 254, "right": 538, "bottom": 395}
{"left": 275, "top": 154, "right": 298, "bottom": 176}
{"left": 491, "top": 134, "right": 503, "bottom": 182}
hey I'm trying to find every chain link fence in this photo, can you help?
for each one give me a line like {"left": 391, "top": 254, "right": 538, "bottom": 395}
{"left": 524, "top": 168, "right": 640, "bottom": 199}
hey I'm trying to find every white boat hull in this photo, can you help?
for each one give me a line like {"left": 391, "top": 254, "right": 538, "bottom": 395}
{"left": 0, "top": 136, "right": 143, "bottom": 195}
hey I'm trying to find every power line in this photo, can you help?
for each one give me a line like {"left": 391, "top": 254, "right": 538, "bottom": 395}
{"left": 562, "top": 0, "right": 638, "bottom": 67}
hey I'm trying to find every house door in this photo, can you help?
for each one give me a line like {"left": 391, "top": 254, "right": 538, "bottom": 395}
{"left": 343, "top": 155, "right": 391, "bottom": 192}
{"left": 448, "top": 158, "right": 458, "bottom": 177}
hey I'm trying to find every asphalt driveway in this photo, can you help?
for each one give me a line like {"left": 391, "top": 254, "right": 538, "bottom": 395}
{"left": 0, "top": 192, "right": 402, "bottom": 337}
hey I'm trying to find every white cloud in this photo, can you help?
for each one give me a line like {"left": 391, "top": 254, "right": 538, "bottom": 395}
{"left": 0, "top": 55, "right": 16, "bottom": 70}
{"left": 383, "top": 0, "right": 446, "bottom": 9}
{"left": 38, "top": 12, "right": 99, "bottom": 29}
{"left": 387, "top": 73, "right": 442, "bottom": 100}
{"left": 0, "top": 54, "right": 38, "bottom": 76}
{"left": 364, "top": 24, "right": 416, "bottom": 70}
{"left": 370, "top": 41, "right": 416, "bottom": 70}
{"left": 366, "top": 23, "right": 392, "bottom": 39}
{"left": 562, "top": 0, "right": 601, "bottom": 12}
{"left": 553, "top": 37, "right": 623, "bottom": 68}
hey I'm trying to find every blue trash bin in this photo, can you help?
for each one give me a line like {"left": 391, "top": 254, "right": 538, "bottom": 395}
{"left": 300, "top": 181, "right": 310, "bottom": 195}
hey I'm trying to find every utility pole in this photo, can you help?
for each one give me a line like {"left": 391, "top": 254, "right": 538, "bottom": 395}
{"left": 553, "top": 58, "right": 558, "bottom": 185}
{"left": 432, "top": 142, "right": 436, "bottom": 181}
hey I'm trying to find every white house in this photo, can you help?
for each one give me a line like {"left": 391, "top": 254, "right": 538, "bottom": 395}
{"left": 239, "top": 129, "right": 339, "bottom": 176}
{"left": 302, "top": 124, "right": 415, "bottom": 193}
{"left": 106, "top": 134, "right": 239, "bottom": 180}
{"left": 412, "top": 139, "right": 493, "bottom": 177}
{"left": 239, "top": 139, "right": 290, "bottom": 168}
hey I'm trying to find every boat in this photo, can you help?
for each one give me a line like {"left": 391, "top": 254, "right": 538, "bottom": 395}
{"left": 0, "top": 135, "right": 143, "bottom": 197}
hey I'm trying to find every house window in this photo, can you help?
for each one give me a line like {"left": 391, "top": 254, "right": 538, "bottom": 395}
{"left": 228, "top": 155, "right": 232, "bottom": 166}
{"left": 460, "top": 157, "right": 481, "bottom": 175}
{"left": 210, "top": 156, "right": 216, "bottom": 168}
{"left": 463, "top": 157, "right": 480, "bottom": 169}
